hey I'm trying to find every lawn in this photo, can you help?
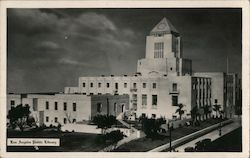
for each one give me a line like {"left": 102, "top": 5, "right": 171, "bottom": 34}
{"left": 114, "top": 119, "right": 223, "bottom": 152}
{"left": 7, "top": 129, "right": 112, "bottom": 152}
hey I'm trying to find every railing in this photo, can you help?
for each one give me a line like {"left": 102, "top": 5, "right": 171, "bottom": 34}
{"left": 169, "top": 88, "right": 180, "bottom": 94}
{"left": 130, "top": 88, "right": 137, "bottom": 92}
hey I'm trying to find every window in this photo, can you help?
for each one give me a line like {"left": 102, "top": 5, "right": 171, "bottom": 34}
{"left": 33, "top": 98, "right": 38, "bottom": 111}
{"left": 121, "top": 104, "right": 125, "bottom": 112}
{"left": 73, "top": 103, "right": 76, "bottom": 111}
{"left": 63, "top": 102, "right": 67, "bottom": 111}
{"left": 142, "top": 113, "right": 146, "bottom": 118}
{"left": 90, "top": 82, "right": 93, "bottom": 87}
{"left": 72, "top": 119, "right": 76, "bottom": 123}
{"left": 98, "top": 93, "right": 102, "bottom": 95}
{"left": 46, "top": 116, "right": 49, "bottom": 122}
{"left": 83, "top": 82, "right": 86, "bottom": 87}
{"left": 46, "top": 101, "right": 49, "bottom": 110}
{"left": 10, "top": 100, "right": 15, "bottom": 106}
{"left": 143, "top": 83, "right": 146, "bottom": 88}
{"left": 172, "top": 96, "right": 178, "bottom": 106}
{"left": 115, "top": 83, "right": 118, "bottom": 89}
{"left": 54, "top": 102, "right": 58, "bottom": 110}
{"left": 107, "top": 83, "right": 110, "bottom": 88}
{"left": 153, "top": 83, "right": 157, "bottom": 89}
{"left": 154, "top": 42, "right": 164, "bottom": 58}
{"left": 97, "top": 103, "right": 102, "bottom": 113}
{"left": 124, "top": 83, "right": 127, "bottom": 88}
{"left": 173, "top": 83, "right": 177, "bottom": 91}
{"left": 98, "top": 83, "right": 101, "bottom": 88}
{"left": 90, "top": 93, "right": 94, "bottom": 95}
{"left": 152, "top": 95, "right": 157, "bottom": 105}
{"left": 152, "top": 114, "right": 156, "bottom": 119}
{"left": 132, "top": 94, "right": 137, "bottom": 101}
{"left": 133, "top": 83, "right": 137, "bottom": 89}
{"left": 215, "top": 99, "right": 218, "bottom": 104}
{"left": 64, "top": 118, "right": 67, "bottom": 124}
{"left": 54, "top": 117, "right": 58, "bottom": 123}
{"left": 142, "top": 94, "right": 147, "bottom": 105}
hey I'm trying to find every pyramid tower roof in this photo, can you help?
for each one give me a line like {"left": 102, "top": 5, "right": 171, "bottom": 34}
{"left": 150, "top": 17, "right": 179, "bottom": 36}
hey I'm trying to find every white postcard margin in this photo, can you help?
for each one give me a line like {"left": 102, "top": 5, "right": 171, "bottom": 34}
{"left": 0, "top": 1, "right": 249, "bottom": 158}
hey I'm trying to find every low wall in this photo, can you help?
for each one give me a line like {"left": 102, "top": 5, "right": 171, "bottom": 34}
{"left": 149, "top": 119, "right": 233, "bottom": 152}
{"left": 170, "top": 119, "right": 192, "bottom": 129}
{"left": 106, "top": 127, "right": 132, "bottom": 137}
{"left": 61, "top": 124, "right": 102, "bottom": 134}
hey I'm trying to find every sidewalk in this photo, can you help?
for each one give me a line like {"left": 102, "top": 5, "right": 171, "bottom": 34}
{"left": 175, "top": 118, "right": 241, "bottom": 152}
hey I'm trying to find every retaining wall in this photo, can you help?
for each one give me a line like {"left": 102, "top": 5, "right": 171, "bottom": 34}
{"left": 61, "top": 124, "right": 102, "bottom": 134}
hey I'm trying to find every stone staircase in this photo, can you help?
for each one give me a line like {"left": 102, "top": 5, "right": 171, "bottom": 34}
{"left": 116, "top": 112, "right": 137, "bottom": 132}
{"left": 98, "top": 112, "right": 142, "bottom": 152}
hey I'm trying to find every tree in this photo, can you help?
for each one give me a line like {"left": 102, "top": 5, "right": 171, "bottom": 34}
{"left": 141, "top": 117, "right": 165, "bottom": 139}
{"left": 213, "top": 104, "right": 221, "bottom": 118}
{"left": 104, "top": 130, "right": 125, "bottom": 143}
{"left": 92, "top": 114, "right": 117, "bottom": 134}
{"left": 175, "top": 103, "right": 186, "bottom": 120}
{"left": 191, "top": 106, "right": 198, "bottom": 122}
{"left": 203, "top": 105, "right": 212, "bottom": 120}
{"left": 191, "top": 106, "right": 201, "bottom": 126}
{"left": 7, "top": 104, "right": 32, "bottom": 131}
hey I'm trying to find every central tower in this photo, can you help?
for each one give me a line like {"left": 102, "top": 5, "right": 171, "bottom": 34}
{"left": 137, "top": 17, "right": 192, "bottom": 76}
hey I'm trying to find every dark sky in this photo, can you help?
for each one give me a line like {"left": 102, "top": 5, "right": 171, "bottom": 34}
{"left": 7, "top": 8, "right": 242, "bottom": 93}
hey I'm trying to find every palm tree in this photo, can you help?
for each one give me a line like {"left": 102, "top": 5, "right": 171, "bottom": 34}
{"left": 213, "top": 104, "right": 221, "bottom": 118}
{"left": 191, "top": 106, "right": 198, "bottom": 122}
{"left": 175, "top": 103, "right": 185, "bottom": 120}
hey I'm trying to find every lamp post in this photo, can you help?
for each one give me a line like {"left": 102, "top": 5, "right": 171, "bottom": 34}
{"left": 168, "top": 123, "right": 173, "bottom": 152}
{"left": 219, "top": 122, "right": 222, "bottom": 136}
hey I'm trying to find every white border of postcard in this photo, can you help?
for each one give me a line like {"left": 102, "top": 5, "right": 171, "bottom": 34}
{"left": 0, "top": 1, "right": 249, "bottom": 158}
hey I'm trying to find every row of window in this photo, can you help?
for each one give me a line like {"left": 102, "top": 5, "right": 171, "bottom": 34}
{"left": 45, "top": 116, "right": 76, "bottom": 124}
{"left": 193, "top": 79, "right": 211, "bottom": 87}
{"left": 45, "top": 101, "right": 77, "bottom": 111}
{"left": 97, "top": 103, "right": 126, "bottom": 113}
{"left": 133, "top": 94, "right": 158, "bottom": 106}
{"left": 83, "top": 82, "right": 157, "bottom": 89}
{"left": 141, "top": 113, "right": 157, "bottom": 119}
{"left": 196, "top": 99, "right": 212, "bottom": 107}
{"left": 154, "top": 42, "right": 164, "bottom": 58}
{"left": 195, "top": 88, "right": 211, "bottom": 99}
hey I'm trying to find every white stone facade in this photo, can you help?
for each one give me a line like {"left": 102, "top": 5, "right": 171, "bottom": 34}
{"left": 7, "top": 93, "right": 129, "bottom": 126}
{"left": 64, "top": 17, "right": 214, "bottom": 120}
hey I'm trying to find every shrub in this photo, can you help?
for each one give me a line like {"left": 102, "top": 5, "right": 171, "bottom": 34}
{"left": 104, "top": 130, "right": 125, "bottom": 143}
{"left": 142, "top": 118, "right": 166, "bottom": 139}
{"left": 92, "top": 114, "right": 117, "bottom": 134}
{"left": 57, "top": 123, "right": 62, "bottom": 131}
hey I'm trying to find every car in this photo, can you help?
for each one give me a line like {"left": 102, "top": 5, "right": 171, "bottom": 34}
{"left": 195, "top": 139, "right": 212, "bottom": 151}
{"left": 201, "top": 138, "right": 211, "bottom": 145}
{"left": 184, "top": 146, "right": 195, "bottom": 152}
